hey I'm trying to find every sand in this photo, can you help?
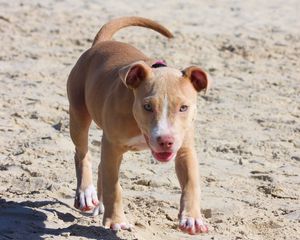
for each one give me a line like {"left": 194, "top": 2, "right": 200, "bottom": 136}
{"left": 0, "top": 0, "right": 299, "bottom": 239}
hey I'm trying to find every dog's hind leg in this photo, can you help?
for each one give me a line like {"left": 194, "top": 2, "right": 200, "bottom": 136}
{"left": 92, "top": 162, "right": 105, "bottom": 216}
{"left": 69, "top": 105, "right": 99, "bottom": 211}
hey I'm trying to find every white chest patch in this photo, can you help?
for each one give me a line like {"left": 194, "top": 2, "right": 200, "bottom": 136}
{"left": 125, "top": 135, "right": 148, "bottom": 151}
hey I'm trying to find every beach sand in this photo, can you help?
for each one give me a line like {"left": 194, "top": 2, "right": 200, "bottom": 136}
{"left": 0, "top": 0, "right": 299, "bottom": 239}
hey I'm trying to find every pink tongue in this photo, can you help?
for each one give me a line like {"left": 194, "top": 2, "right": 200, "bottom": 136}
{"left": 152, "top": 151, "right": 173, "bottom": 162}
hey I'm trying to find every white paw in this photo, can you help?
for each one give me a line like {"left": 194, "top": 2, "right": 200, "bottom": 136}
{"left": 108, "top": 223, "right": 133, "bottom": 231}
{"left": 74, "top": 184, "right": 99, "bottom": 211}
{"left": 92, "top": 202, "right": 104, "bottom": 216}
{"left": 179, "top": 217, "right": 208, "bottom": 235}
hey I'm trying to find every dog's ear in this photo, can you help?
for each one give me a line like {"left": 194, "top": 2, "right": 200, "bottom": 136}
{"left": 119, "top": 61, "right": 152, "bottom": 89}
{"left": 182, "top": 66, "right": 211, "bottom": 93}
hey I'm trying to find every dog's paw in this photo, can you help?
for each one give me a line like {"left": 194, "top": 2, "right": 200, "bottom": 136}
{"left": 107, "top": 222, "right": 133, "bottom": 231}
{"left": 92, "top": 202, "right": 104, "bottom": 216}
{"left": 74, "top": 184, "right": 99, "bottom": 211}
{"left": 179, "top": 217, "right": 208, "bottom": 235}
{"left": 103, "top": 216, "right": 132, "bottom": 231}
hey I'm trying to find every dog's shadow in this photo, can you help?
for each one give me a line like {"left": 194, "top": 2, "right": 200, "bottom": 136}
{"left": 0, "top": 198, "right": 124, "bottom": 240}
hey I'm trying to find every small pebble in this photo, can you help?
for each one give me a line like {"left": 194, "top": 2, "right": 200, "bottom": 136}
{"left": 61, "top": 232, "right": 70, "bottom": 237}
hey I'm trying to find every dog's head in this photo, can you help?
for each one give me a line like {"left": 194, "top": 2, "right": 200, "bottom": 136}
{"left": 119, "top": 61, "right": 210, "bottom": 162}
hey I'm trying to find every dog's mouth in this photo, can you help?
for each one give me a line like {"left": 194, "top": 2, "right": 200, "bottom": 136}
{"left": 151, "top": 151, "right": 175, "bottom": 162}
{"left": 143, "top": 134, "right": 175, "bottom": 162}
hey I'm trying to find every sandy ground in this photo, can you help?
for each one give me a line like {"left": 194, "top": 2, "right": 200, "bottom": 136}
{"left": 0, "top": 0, "right": 300, "bottom": 239}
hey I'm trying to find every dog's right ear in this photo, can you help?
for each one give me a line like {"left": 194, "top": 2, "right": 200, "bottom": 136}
{"left": 119, "top": 61, "right": 153, "bottom": 89}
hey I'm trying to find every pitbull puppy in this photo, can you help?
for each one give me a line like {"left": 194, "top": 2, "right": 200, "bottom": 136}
{"left": 67, "top": 16, "right": 210, "bottom": 235}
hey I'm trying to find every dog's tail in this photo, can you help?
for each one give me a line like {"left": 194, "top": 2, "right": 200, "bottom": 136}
{"left": 92, "top": 16, "right": 173, "bottom": 46}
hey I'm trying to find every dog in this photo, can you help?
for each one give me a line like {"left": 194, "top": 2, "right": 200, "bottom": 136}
{"left": 67, "top": 16, "right": 210, "bottom": 235}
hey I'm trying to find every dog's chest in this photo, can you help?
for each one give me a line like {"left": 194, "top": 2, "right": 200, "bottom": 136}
{"left": 125, "top": 135, "right": 148, "bottom": 151}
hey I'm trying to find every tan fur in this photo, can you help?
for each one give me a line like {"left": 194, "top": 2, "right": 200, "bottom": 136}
{"left": 92, "top": 16, "right": 173, "bottom": 45}
{"left": 67, "top": 16, "right": 210, "bottom": 234}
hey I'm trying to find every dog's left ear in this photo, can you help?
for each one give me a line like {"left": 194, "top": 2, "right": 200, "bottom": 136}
{"left": 119, "top": 61, "right": 153, "bottom": 89}
{"left": 182, "top": 66, "right": 211, "bottom": 93}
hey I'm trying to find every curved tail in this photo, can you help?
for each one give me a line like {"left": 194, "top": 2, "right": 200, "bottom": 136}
{"left": 92, "top": 16, "right": 173, "bottom": 46}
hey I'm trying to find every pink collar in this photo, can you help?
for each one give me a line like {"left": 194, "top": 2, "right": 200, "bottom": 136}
{"left": 151, "top": 60, "right": 167, "bottom": 68}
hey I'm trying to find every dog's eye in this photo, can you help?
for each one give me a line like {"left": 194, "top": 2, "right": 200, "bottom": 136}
{"left": 143, "top": 103, "right": 153, "bottom": 112}
{"left": 179, "top": 105, "right": 188, "bottom": 112}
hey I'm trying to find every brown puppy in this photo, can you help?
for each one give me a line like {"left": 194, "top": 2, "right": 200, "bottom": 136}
{"left": 67, "top": 16, "right": 210, "bottom": 235}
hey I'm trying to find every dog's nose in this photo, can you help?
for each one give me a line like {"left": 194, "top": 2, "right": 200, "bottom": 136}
{"left": 157, "top": 135, "right": 174, "bottom": 149}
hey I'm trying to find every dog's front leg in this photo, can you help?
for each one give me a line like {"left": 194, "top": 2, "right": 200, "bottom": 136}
{"left": 100, "top": 135, "right": 130, "bottom": 231}
{"left": 175, "top": 131, "right": 208, "bottom": 235}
